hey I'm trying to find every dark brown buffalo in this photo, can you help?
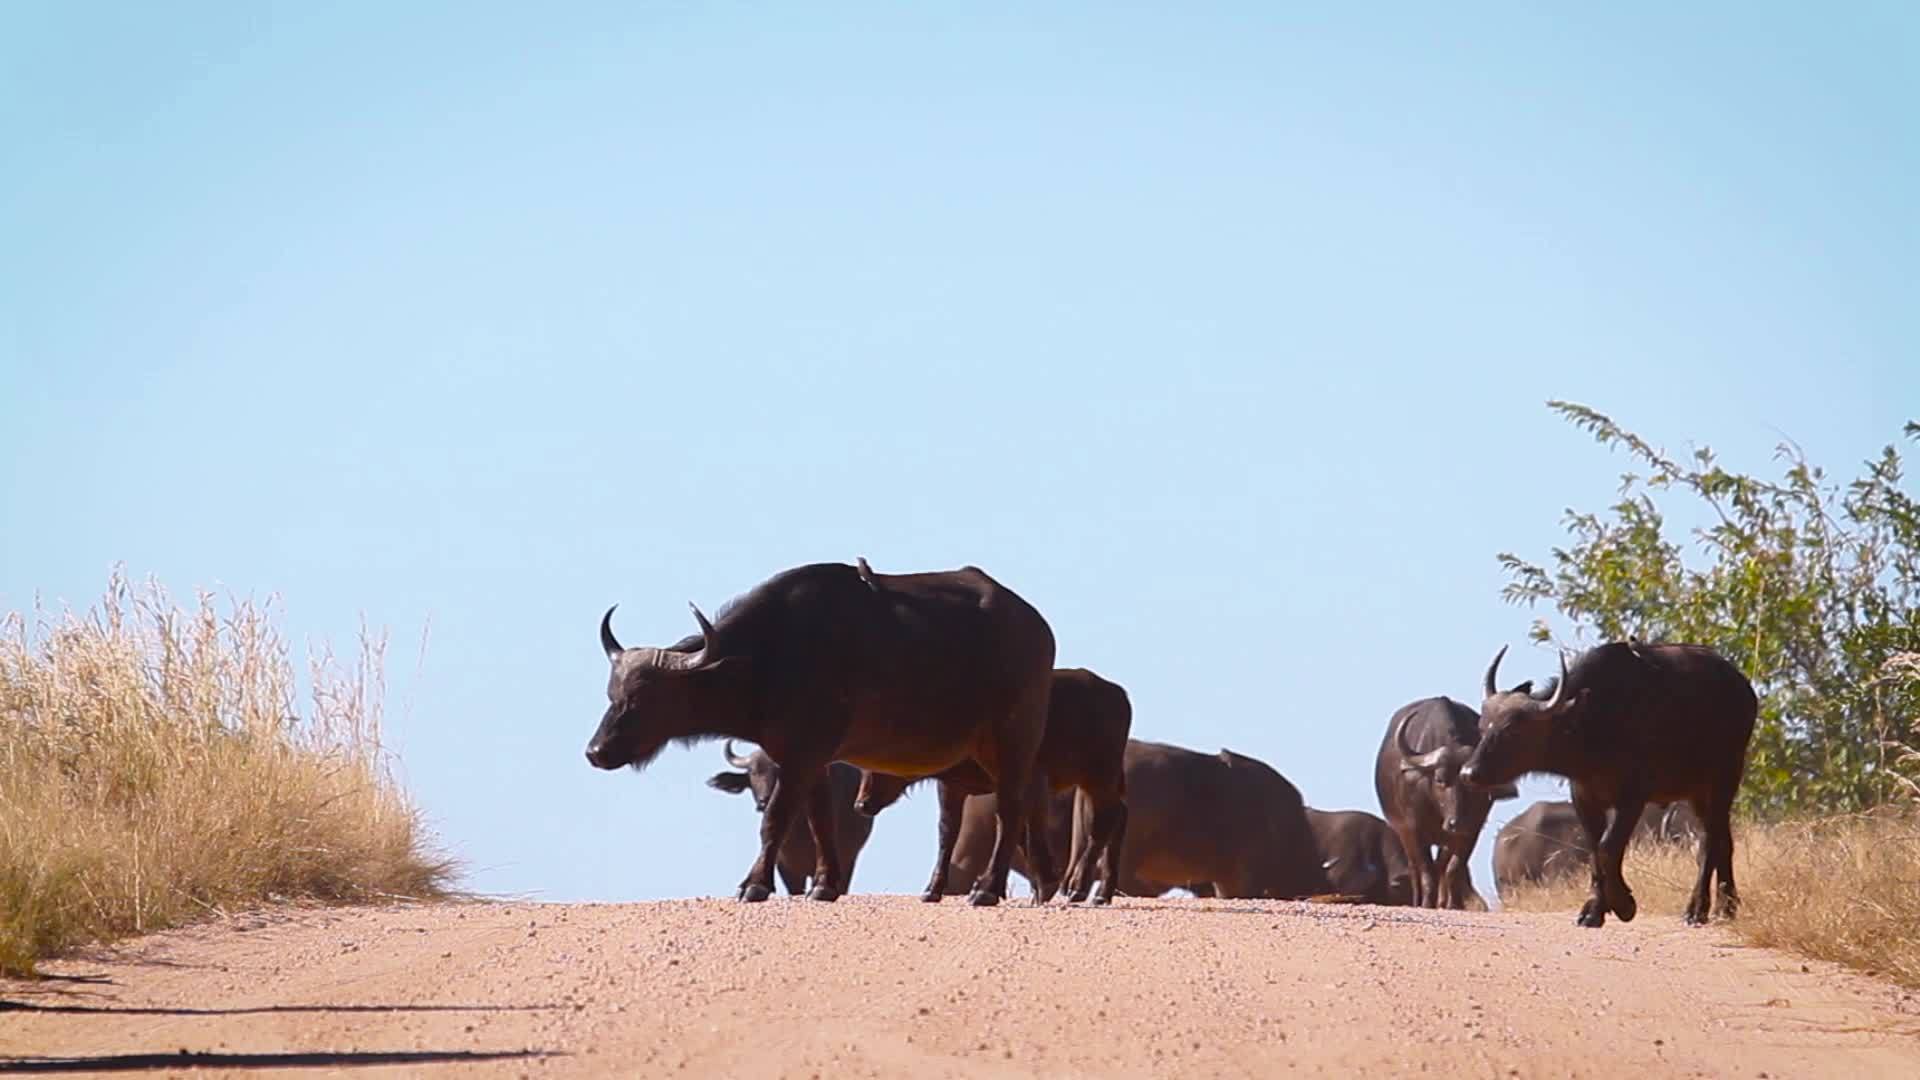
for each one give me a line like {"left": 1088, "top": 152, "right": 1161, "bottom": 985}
{"left": 1306, "top": 808, "right": 1413, "bottom": 906}
{"left": 1461, "top": 642, "right": 1757, "bottom": 927}
{"left": 583, "top": 560, "right": 1055, "bottom": 906}
{"left": 967, "top": 738, "right": 1320, "bottom": 899}
{"left": 1374, "top": 697, "right": 1517, "bottom": 909}
{"left": 939, "top": 788, "right": 1073, "bottom": 899}
{"left": 706, "top": 742, "right": 874, "bottom": 896}
{"left": 1491, "top": 798, "right": 1703, "bottom": 898}
{"left": 939, "top": 789, "right": 1220, "bottom": 900}
{"left": 854, "top": 667, "right": 1132, "bottom": 904}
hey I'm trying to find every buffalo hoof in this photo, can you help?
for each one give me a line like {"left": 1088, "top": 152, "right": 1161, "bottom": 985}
{"left": 1714, "top": 887, "right": 1740, "bottom": 921}
{"left": 739, "top": 883, "right": 772, "bottom": 903}
{"left": 1087, "top": 894, "right": 1113, "bottom": 907}
{"left": 1610, "top": 889, "right": 1638, "bottom": 923}
{"left": 807, "top": 885, "right": 840, "bottom": 903}
{"left": 920, "top": 890, "right": 944, "bottom": 904}
{"left": 1576, "top": 898, "right": 1607, "bottom": 928}
{"left": 967, "top": 889, "right": 1002, "bottom": 908}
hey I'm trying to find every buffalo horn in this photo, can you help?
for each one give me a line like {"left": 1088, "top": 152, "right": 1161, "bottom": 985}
{"left": 1394, "top": 713, "right": 1450, "bottom": 774}
{"left": 723, "top": 739, "right": 752, "bottom": 768}
{"left": 687, "top": 602, "right": 719, "bottom": 660}
{"left": 1541, "top": 651, "right": 1569, "bottom": 710}
{"left": 1483, "top": 644, "right": 1508, "bottom": 698}
{"left": 600, "top": 605, "right": 623, "bottom": 661}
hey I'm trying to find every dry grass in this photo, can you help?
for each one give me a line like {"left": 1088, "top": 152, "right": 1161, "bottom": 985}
{"left": 1501, "top": 812, "right": 1920, "bottom": 988}
{"left": 0, "top": 572, "right": 455, "bottom": 975}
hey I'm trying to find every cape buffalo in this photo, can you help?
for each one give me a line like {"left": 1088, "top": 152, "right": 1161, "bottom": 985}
{"left": 1023, "top": 739, "right": 1322, "bottom": 899}
{"left": 1306, "top": 808, "right": 1413, "bottom": 906}
{"left": 854, "top": 667, "right": 1132, "bottom": 904}
{"left": 1492, "top": 798, "right": 1703, "bottom": 898}
{"left": 938, "top": 789, "right": 1219, "bottom": 900}
{"left": 706, "top": 742, "right": 874, "bottom": 896}
{"left": 1461, "top": 642, "right": 1757, "bottom": 927}
{"left": 584, "top": 560, "right": 1055, "bottom": 906}
{"left": 1375, "top": 697, "right": 1517, "bottom": 909}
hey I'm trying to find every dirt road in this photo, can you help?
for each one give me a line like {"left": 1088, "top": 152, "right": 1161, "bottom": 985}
{"left": 5, "top": 896, "right": 1917, "bottom": 1078}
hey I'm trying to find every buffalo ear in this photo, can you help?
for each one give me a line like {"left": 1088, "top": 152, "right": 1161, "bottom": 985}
{"left": 1490, "top": 783, "right": 1520, "bottom": 801}
{"left": 707, "top": 771, "right": 750, "bottom": 794}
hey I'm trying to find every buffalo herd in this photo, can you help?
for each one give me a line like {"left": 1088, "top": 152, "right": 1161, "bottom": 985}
{"left": 587, "top": 560, "right": 1759, "bottom": 927}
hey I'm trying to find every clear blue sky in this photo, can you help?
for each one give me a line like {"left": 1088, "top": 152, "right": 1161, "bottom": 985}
{"left": 3, "top": 3, "right": 1914, "bottom": 903}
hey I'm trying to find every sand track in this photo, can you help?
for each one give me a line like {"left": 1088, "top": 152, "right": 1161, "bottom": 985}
{"left": 5, "top": 896, "right": 1918, "bottom": 1078}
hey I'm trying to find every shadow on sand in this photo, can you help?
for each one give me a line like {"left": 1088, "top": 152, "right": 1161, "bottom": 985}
{"left": 1, "top": 1000, "right": 562, "bottom": 1018}
{"left": 0, "top": 1050, "right": 552, "bottom": 1073}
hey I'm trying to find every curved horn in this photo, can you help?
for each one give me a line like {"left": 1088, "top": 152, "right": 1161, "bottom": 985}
{"left": 688, "top": 602, "right": 717, "bottom": 645}
{"left": 1394, "top": 711, "right": 1453, "bottom": 775}
{"left": 1540, "top": 651, "right": 1569, "bottom": 710}
{"left": 722, "top": 739, "right": 752, "bottom": 768}
{"left": 1483, "top": 644, "right": 1508, "bottom": 698}
{"left": 599, "top": 605, "right": 623, "bottom": 660}
{"left": 1393, "top": 712, "right": 1422, "bottom": 761}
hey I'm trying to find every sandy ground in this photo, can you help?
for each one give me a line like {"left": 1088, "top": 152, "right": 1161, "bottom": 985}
{"left": 4, "top": 896, "right": 1919, "bottom": 1079}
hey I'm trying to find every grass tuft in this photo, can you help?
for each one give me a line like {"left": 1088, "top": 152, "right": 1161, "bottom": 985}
{"left": 0, "top": 570, "right": 455, "bottom": 975}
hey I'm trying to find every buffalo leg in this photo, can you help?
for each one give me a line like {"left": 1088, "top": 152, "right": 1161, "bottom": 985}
{"left": 1711, "top": 809, "right": 1739, "bottom": 921}
{"left": 1436, "top": 848, "right": 1467, "bottom": 910}
{"left": 1395, "top": 824, "right": 1436, "bottom": 908}
{"left": 1063, "top": 794, "right": 1103, "bottom": 902}
{"left": 777, "top": 864, "right": 807, "bottom": 897}
{"left": 1068, "top": 795, "right": 1124, "bottom": 904}
{"left": 972, "top": 686, "right": 1048, "bottom": 907}
{"left": 973, "top": 779, "right": 1029, "bottom": 907}
{"left": 1061, "top": 789, "right": 1092, "bottom": 900}
{"left": 1695, "top": 786, "right": 1738, "bottom": 922}
{"left": 804, "top": 768, "right": 843, "bottom": 902}
{"left": 1023, "top": 788, "right": 1059, "bottom": 904}
{"left": 1570, "top": 791, "right": 1612, "bottom": 927}
{"left": 920, "top": 782, "right": 969, "bottom": 903}
{"left": 1092, "top": 800, "right": 1128, "bottom": 905}
{"left": 740, "top": 770, "right": 815, "bottom": 903}
{"left": 1684, "top": 813, "right": 1715, "bottom": 925}
{"left": 1589, "top": 791, "right": 1651, "bottom": 914}
{"left": 1596, "top": 794, "right": 1645, "bottom": 922}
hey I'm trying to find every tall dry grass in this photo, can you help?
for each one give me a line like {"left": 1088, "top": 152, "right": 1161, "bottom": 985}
{"left": 1500, "top": 812, "right": 1920, "bottom": 987}
{"left": 0, "top": 572, "right": 455, "bottom": 975}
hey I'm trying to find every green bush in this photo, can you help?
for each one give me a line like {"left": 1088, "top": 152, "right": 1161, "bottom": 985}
{"left": 1498, "top": 404, "right": 1920, "bottom": 817}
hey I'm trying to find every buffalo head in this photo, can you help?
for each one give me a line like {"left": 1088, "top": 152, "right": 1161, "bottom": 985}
{"left": 1461, "top": 645, "right": 1588, "bottom": 789}
{"left": 1395, "top": 706, "right": 1517, "bottom": 841}
{"left": 706, "top": 741, "right": 779, "bottom": 811}
{"left": 584, "top": 603, "right": 744, "bottom": 771}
